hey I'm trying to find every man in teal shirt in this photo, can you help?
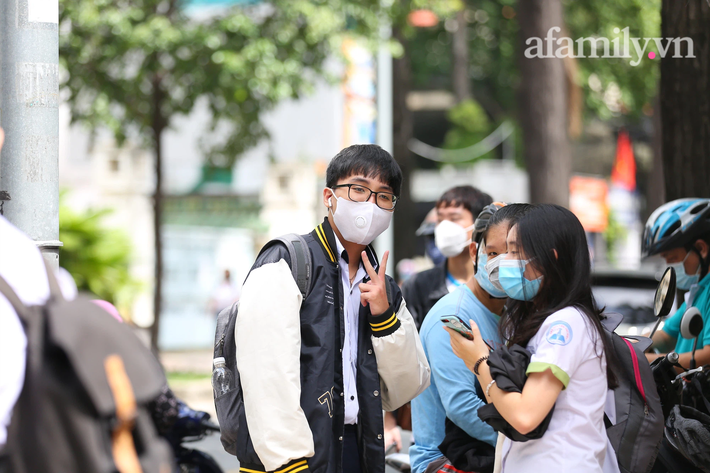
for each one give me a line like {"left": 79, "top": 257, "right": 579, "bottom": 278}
{"left": 642, "top": 198, "right": 710, "bottom": 367}
{"left": 410, "top": 204, "right": 530, "bottom": 473}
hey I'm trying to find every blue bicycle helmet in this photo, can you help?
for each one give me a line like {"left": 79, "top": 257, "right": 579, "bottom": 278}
{"left": 642, "top": 198, "right": 710, "bottom": 257}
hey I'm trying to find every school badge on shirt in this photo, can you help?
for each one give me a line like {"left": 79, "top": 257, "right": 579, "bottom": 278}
{"left": 546, "top": 321, "right": 573, "bottom": 346}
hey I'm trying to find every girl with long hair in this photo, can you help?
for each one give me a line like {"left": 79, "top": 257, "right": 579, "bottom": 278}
{"left": 447, "top": 204, "right": 618, "bottom": 472}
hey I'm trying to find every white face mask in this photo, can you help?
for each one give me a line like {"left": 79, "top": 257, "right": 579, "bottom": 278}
{"left": 434, "top": 220, "right": 475, "bottom": 258}
{"left": 328, "top": 194, "right": 393, "bottom": 245}
{"left": 485, "top": 253, "right": 506, "bottom": 292}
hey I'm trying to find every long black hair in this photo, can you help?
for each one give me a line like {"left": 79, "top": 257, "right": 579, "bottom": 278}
{"left": 499, "top": 204, "right": 619, "bottom": 388}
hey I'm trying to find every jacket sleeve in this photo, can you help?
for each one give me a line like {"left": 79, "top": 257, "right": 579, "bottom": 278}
{"left": 370, "top": 280, "right": 431, "bottom": 411}
{"left": 235, "top": 257, "right": 315, "bottom": 471}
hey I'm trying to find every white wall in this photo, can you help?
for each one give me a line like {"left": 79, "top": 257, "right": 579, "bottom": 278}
{"left": 411, "top": 159, "right": 530, "bottom": 204}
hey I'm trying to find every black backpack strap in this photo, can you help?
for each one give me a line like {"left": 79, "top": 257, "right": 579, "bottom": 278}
{"left": 272, "top": 234, "right": 312, "bottom": 300}
{"left": 604, "top": 413, "right": 613, "bottom": 429}
{"left": 42, "top": 260, "right": 65, "bottom": 301}
{"left": 0, "top": 274, "right": 28, "bottom": 321}
{"left": 0, "top": 260, "right": 63, "bottom": 321}
{"left": 255, "top": 233, "right": 312, "bottom": 300}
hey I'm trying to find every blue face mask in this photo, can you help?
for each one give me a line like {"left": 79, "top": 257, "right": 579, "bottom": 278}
{"left": 475, "top": 251, "right": 507, "bottom": 298}
{"left": 671, "top": 252, "right": 700, "bottom": 290}
{"left": 498, "top": 259, "right": 542, "bottom": 301}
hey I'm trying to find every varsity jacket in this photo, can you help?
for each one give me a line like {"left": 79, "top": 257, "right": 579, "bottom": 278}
{"left": 235, "top": 218, "right": 430, "bottom": 473}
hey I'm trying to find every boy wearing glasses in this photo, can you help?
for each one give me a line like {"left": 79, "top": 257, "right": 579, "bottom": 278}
{"left": 234, "top": 144, "right": 430, "bottom": 473}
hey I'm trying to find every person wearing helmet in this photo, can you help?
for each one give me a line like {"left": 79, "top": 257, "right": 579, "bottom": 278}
{"left": 410, "top": 204, "right": 532, "bottom": 473}
{"left": 402, "top": 186, "right": 493, "bottom": 330}
{"left": 643, "top": 198, "right": 710, "bottom": 367}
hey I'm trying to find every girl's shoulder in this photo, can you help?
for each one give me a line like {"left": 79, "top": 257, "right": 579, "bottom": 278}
{"left": 547, "top": 306, "right": 587, "bottom": 325}
{"left": 530, "top": 306, "right": 593, "bottom": 347}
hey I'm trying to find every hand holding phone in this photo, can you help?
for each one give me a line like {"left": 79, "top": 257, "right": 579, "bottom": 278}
{"left": 440, "top": 315, "right": 474, "bottom": 340}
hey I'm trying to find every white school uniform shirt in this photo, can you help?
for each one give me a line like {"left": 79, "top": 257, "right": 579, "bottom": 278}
{"left": 500, "top": 306, "right": 620, "bottom": 473}
{"left": 0, "top": 217, "right": 50, "bottom": 447}
{"left": 334, "top": 236, "right": 367, "bottom": 425}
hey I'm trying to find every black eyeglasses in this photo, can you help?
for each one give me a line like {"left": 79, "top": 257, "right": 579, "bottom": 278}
{"left": 332, "top": 184, "right": 398, "bottom": 210}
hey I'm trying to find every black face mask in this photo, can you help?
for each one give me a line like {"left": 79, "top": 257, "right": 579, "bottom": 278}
{"left": 425, "top": 236, "right": 446, "bottom": 265}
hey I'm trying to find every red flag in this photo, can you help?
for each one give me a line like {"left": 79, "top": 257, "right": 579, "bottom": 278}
{"left": 611, "top": 130, "right": 636, "bottom": 191}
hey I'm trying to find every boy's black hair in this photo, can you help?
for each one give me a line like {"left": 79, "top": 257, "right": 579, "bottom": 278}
{"left": 436, "top": 186, "right": 492, "bottom": 219}
{"left": 325, "top": 144, "right": 403, "bottom": 196}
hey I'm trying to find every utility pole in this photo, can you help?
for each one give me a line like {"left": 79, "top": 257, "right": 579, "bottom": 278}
{"left": 0, "top": 0, "right": 62, "bottom": 268}
{"left": 375, "top": 20, "right": 394, "bottom": 276}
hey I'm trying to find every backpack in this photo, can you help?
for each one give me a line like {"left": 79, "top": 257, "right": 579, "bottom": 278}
{"left": 213, "top": 234, "right": 312, "bottom": 456}
{"left": 0, "top": 265, "right": 173, "bottom": 473}
{"left": 602, "top": 312, "right": 664, "bottom": 473}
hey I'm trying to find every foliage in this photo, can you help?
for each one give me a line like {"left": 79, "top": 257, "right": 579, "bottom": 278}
{"left": 441, "top": 99, "right": 495, "bottom": 161}
{"left": 59, "top": 0, "right": 392, "bottom": 167}
{"left": 166, "top": 371, "right": 211, "bottom": 385}
{"left": 59, "top": 196, "right": 139, "bottom": 311}
{"left": 408, "top": 0, "right": 660, "bottom": 122}
{"left": 564, "top": 0, "right": 661, "bottom": 120}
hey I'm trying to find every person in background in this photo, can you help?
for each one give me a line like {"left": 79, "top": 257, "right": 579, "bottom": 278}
{"left": 410, "top": 203, "right": 531, "bottom": 473}
{"left": 417, "top": 208, "right": 445, "bottom": 267}
{"left": 209, "top": 269, "right": 240, "bottom": 316}
{"left": 402, "top": 186, "right": 492, "bottom": 330}
{"left": 642, "top": 198, "right": 710, "bottom": 368}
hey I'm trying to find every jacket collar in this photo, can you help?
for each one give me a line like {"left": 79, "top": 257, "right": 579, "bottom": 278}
{"left": 313, "top": 217, "right": 380, "bottom": 271}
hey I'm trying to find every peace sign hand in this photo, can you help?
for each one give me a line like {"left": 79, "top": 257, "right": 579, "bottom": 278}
{"left": 359, "top": 250, "right": 390, "bottom": 316}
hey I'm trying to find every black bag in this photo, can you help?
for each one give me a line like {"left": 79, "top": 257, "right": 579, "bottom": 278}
{"left": 212, "top": 234, "right": 312, "bottom": 456}
{"left": 0, "top": 265, "right": 173, "bottom": 473}
{"left": 602, "top": 313, "right": 664, "bottom": 473}
{"left": 437, "top": 418, "right": 495, "bottom": 473}
{"left": 477, "top": 344, "right": 555, "bottom": 442}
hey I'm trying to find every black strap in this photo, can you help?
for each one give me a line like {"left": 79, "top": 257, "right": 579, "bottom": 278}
{"left": 604, "top": 413, "right": 613, "bottom": 429}
{"left": 385, "top": 277, "right": 393, "bottom": 307}
{"left": 42, "top": 260, "right": 64, "bottom": 301}
{"left": 266, "top": 234, "right": 312, "bottom": 300}
{"left": 690, "top": 374, "right": 710, "bottom": 413}
{"left": 0, "top": 274, "right": 28, "bottom": 321}
{"left": 0, "top": 259, "right": 64, "bottom": 322}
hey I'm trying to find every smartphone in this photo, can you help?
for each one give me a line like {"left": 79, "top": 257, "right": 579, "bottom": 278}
{"left": 440, "top": 315, "right": 474, "bottom": 340}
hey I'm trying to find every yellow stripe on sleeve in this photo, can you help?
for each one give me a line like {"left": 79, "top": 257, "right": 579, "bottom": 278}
{"left": 371, "top": 313, "right": 397, "bottom": 328}
{"left": 372, "top": 318, "right": 399, "bottom": 332}
{"left": 275, "top": 460, "right": 309, "bottom": 473}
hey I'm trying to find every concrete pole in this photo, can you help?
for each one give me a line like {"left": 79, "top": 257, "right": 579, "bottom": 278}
{"left": 0, "top": 0, "right": 62, "bottom": 269}
{"left": 376, "top": 21, "right": 395, "bottom": 277}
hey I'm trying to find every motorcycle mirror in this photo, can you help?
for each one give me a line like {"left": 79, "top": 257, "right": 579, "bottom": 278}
{"left": 680, "top": 307, "right": 704, "bottom": 370}
{"left": 680, "top": 307, "right": 703, "bottom": 340}
{"left": 649, "top": 267, "right": 676, "bottom": 339}
{"left": 654, "top": 267, "right": 676, "bottom": 318}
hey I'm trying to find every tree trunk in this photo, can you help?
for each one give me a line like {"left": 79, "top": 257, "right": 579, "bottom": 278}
{"left": 645, "top": 91, "right": 665, "bottom": 221}
{"left": 516, "top": 0, "right": 571, "bottom": 205}
{"left": 452, "top": 8, "right": 471, "bottom": 103}
{"left": 392, "top": 28, "right": 418, "bottom": 265}
{"left": 150, "top": 79, "right": 166, "bottom": 352}
{"left": 660, "top": 0, "right": 710, "bottom": 200}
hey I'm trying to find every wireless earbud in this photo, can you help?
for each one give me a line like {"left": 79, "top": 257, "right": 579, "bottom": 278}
{"left": 327, "top": 197, "right": 332, "bottom": 207}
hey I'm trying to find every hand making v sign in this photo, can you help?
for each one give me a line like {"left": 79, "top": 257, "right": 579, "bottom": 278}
{"left": 359, "top": 250, "right": 390, "bottom": 316}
